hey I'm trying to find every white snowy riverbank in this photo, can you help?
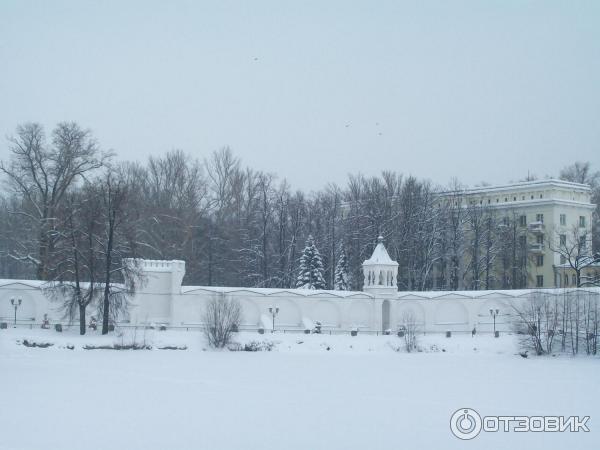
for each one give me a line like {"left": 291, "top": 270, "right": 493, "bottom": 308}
{"left": 1, "top": 328, "right": 598, "bottom": 450}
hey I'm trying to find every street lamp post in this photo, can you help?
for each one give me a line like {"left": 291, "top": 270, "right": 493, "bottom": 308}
{"left": 268, "top": 306, "right": 279, "bottom": 333}
{"left": 10, "top": 298, "right": 22, "bottom": 328}
{"left": 489, "top": 308, "right": 499, "bottom": 337}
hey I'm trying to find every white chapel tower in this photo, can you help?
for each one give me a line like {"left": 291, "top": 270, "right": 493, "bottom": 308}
{"left": 362, "top": 236, "right": 399, "bottom": 296}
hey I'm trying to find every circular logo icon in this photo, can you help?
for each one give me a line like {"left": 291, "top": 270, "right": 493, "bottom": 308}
{"left": 450, "top": 408, "right": 482, "bottom": 440}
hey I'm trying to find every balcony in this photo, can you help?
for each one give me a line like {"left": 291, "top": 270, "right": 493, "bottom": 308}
{"left": 528, "top": 221, "right": 545, "bottom": 233}
{"left": 529, "top": 243, "right": 545, "bottom": 253}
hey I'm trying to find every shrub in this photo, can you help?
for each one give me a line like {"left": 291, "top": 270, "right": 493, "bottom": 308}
{"left": 202, "top": 297, "right": 242, "bottom": 348}
{"left": 22, "top": 339, "right": 53, "bottom": 348}
{"left": 243, "top": 341, "right": 275, "bottom": 352}
{"left": 401, "top": 311, "right": 419, "bottom": 352}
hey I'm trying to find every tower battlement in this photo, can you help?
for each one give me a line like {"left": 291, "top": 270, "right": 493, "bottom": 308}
{"left": 125, "top": 259, "right": 186, "bottom": 295}
{"left": 136, "top": 259, "right": 186, "bottom": 273}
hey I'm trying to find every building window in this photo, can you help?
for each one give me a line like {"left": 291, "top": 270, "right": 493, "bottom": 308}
{"left": 560, "top": 255, "right": 566, "bottom": 265}
{"left": 579, "top": 235, "right": 587, "bottom": 250}
{"left": 519, "top": 235, "right": 527, "bottom": 247}
{"left": 572, "top": 274, "right": 577, "bottom": 286}
{"left": 513, "top": 196, "right": 517, "bottom": 201}
{"left": 536, "top": 213, "right": 544, "bottom": 223}
{"left": 536, "top": 275, "right": 544, "bottom": 287}
{"left": 502, "top": 217, "right": 509, "bottom": 226}
{"left": 519, "top": 215, "right": 527, "bottom": 227}
{"left": 531, "top": 195, "right": 534, "bottom": 199}
{"left": 564, "top": 274, "right": 569, "bottom": 286}
{"left": 536, "top": 234, "right": 544, "bottom": 244}
{"left": 536, "top": 255, "right": 544, "bottom": 266}
{"left": 560, "top": 214, "right": 566, "bottom": 226}
{"left": 539, "top": 194, "right": 543, "bottom": 198}
{"left": 504, "top": 197, "right": 508, "bottom": 202}
{"left": 522, "top": 196, "right": 525, "bottom": 200}
{"left": 559, "top": 234, "right": 566, "bottom": 247}
{"left": 579, "top": 216, "right": 586, "bottom": 227}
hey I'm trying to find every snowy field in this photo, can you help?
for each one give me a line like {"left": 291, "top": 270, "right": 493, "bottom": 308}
{"left": 1, "top": 328, "right": 599, "bottom": 450}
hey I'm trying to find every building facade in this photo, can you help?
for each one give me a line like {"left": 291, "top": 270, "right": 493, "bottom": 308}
{"left": 442, "top": 179, "right": 595, "bottom": 289}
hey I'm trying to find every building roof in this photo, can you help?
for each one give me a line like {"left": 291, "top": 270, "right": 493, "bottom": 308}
{"left": 441, "top": 178, "right": 591, "bottom": 196}
{"left": 363, "top": 236, "right": 399, "bottom": 266}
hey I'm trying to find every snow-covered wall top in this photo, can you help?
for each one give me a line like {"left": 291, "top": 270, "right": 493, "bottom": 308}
{"left": 396, "top": 287, "right": 600, "bottom": 300}
{"left": 181, "top": 285, "right": 373, "bottom": 298}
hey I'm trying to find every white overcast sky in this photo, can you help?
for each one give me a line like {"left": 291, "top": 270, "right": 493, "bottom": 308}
{"left": 1, "top": 1, "right": 599, "bottom": 190}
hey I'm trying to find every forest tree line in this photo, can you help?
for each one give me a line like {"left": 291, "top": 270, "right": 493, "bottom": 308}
{"left": 0, "top": 122, "right": 598, "bottom": 294}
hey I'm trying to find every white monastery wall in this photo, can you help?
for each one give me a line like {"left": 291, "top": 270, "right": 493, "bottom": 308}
{"left": 1, "top": 240, "right": 597, "bottom": 333}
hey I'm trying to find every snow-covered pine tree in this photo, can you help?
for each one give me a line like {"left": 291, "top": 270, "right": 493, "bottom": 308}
{"left": 296, "top": 235, "right": 327, "bottom": 290}
{"left": 334, "top": 246, "right": 350, "bottom": 290}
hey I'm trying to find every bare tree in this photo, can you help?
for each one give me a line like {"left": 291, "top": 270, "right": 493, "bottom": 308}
{"left": 464, "top": 200, "right": 486, "bottom": 290}
{"left": 44, "top": 187, "right": 102, "bottom": 334}
{"left": 560, "top": 161, "right": 599, "bottom": 185}
{"left": 126, "top": 151, "right": 209, "bottom": 283}
{"left": 560, "top": 161, "right": 600, "bottom": 254}
{"left": 96, "top": 171, "right": 144, "bottom": 334}
{"left": 496, "top": 212, "right": 529, "bottom": 289}
{"left": 202, "top": 296, "right": 242, "bottom": 348}
{"left": 512, "top": 290, "right": 600, "bottom": 356}
{"left": 582, "top": 290, "right": 599, "bottom": 355}
{"left": 441, "top": 181, "right": 466, "bottom": 290}
{"left": 0, "top": 122, "right": 109, "bottom": 279}
{"left": 462, "top": 201, "right": 500, "bottom": 290}
{"left": 511, "top": 292, "right": 559, "bottom": 355}
{"left": 549, "top": 225, "right": 599, "bottom": 287}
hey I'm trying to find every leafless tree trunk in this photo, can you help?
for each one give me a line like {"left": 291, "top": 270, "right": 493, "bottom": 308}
{"left": 401, "top": 311, "right": 419, "bottom": 352}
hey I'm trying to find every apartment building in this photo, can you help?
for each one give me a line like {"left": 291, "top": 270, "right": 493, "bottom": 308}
{"left": 454, "top": 179, "right": 595, "bottom": 288}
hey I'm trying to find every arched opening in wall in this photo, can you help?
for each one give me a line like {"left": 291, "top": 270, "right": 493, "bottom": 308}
{"left": 476, "top": 299, "right": 508, "bottom": 333}
{"left": 311, "top": 301, "right": 340, "bottom": 328}
{"left": 382, "top": 300, "right": 390, "bottom": 331}
{"left": 434, "top": 301, "right": 469, "bottom": 331}
{"left": 236, "top": 298, "right": 261, "bottom": 328}
{"left": 396, "top": 303, "right": 426, "bottom": 330}
{"left": 349, "top": 301, "right": 371, "bottom": 328}
{"left": 272, "top": 298, "right": 302, "bottom": 328}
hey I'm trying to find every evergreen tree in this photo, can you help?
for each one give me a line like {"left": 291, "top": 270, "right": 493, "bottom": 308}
{"left": 334, "top": 245, "right": 350, "bottom": 290}
{"left": 296, "top": 235, "right": 326, "bottom": 289}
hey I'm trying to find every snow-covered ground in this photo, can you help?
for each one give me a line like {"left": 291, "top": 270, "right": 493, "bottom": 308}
{"left": 1, "top": 327, "right": 598, "bottom": 450}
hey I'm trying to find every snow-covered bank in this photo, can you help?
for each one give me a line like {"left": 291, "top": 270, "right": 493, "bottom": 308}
{"left": 1, "top": 327, "right": 522, "bottom": 354}
{"left": 1, "top": 328, "right": 599, "bottom": 450}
